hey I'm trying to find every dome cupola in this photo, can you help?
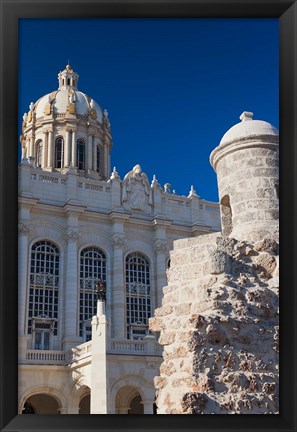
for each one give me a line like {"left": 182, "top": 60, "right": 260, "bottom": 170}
{"left": 20, "top": 66, "right": 112, "bottom": 180}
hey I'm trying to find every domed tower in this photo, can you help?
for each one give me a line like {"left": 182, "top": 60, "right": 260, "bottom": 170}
{"left": 20, "top": 65, "right": 112, "bottom": 180}
{"left": 210, "top": 111, "right": 279, "bottom": 242}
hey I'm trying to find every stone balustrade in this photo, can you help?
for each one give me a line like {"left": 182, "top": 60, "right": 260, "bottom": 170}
{"left": 25, "top": 350, "right": 66, "bottom": 364}
{"left": 19, "top": 163, "right": 221, "bottom": 230}
{"left": 23, "top": 337, "right": 162, "bottom": 366}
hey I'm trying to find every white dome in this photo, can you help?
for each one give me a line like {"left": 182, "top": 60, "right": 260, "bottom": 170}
{"left": 35, "top": 89, "right": 103, "bottom": 121}
{"left": 220, "top": 111, "right": 278, "bottom": 145}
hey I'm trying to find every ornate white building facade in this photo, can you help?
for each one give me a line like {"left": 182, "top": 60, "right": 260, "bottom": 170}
{"left": 18, "top": 65, "right": 221, "bottom": 414}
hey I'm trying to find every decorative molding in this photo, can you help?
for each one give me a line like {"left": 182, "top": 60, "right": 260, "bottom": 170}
{"left": 154, "top": 239, "right": 169, "bottom": 254}
{"left": 64, "top": 228, "right": 81, "bottom": 243}
{"left": 112, "top": 233, "right": 126, "bottom": 249}
{"left": 18, "top": 223, "right": 31, "bottom": 236}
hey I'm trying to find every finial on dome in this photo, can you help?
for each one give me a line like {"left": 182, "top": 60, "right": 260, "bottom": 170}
{"left": 66, "top": 64, "right": 72, "bottom": 71}
{"left": 240, "top": 111, "right": 253, "bottom": 122}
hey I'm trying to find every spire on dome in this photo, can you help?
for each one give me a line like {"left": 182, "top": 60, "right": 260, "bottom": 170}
{"left": 58, "top": 65, "right": 79, "bottom": 90}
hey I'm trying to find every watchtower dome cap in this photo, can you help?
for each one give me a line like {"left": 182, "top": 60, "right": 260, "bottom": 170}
{"left": 219, "top": 111, "right": 278, "bottom": 146}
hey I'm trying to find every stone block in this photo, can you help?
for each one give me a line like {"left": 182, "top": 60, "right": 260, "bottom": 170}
{"left": 175, "top": 303, "right": 191, "bottom": 316}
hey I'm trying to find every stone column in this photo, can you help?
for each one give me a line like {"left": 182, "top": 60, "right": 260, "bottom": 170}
{"left": 111, "top": 233, "right": 126, "bottom": 339}
{"left": 42, "top": 131, "right": 48, "bottom": 168}
{"left": 18, "top": 223, "right": 31, "bottom": 336}
{"left": 64, "top": 129, "right": 71, "bottom": 167}
{"left": 103, "top": 142, "right": 108, "bottom": 179}
{"left": 63, "top": 227, "right": 80, "bottom": 351}
{"left": 154, "top": 239, "right": 169, "bottom": 308}
{"left": 21, "top": 145, "right": 27, "bottom": 160}
{"left": 142, "top": 400, "right": 154, "bottom": 414}
{"left": 58, "top": 407, "right": 67, "bottom": 415}
{"left": 47, "top": 130, "right": 53, "bottom": 167}
{"left": 29, "top": 137, "right": 34, "bottom": 157}
{"left": 71, "top": 130, "right": 77, "bottom": 167}
{"left": 117, "top": 406, "right": 129, "bottom": 414}
{"left": 87, "top": 134, "right": 93, "bottom": 171}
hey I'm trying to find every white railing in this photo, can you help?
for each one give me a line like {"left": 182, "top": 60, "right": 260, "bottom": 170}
{"left": 24, "top": 338, "right": 162, "bottom": 366}
{"left": 162, "top": 195, "right": 191, "bottom": 207}
{"left": 69, "top": 340, "right": 92, "bottom": 363}
{"left": 25, "top": 350, "right": 66, "bottom": 364}
{"left": 109, "top": 339, "right": 146, "bottom": 354}
{"left": 77, "top": 178, "right": 110, "bottom": 193}
{"left": 108, "top": 338, "right": 163, "bottom": 356}
{"left": 30, "top": 171, "right": 67, "bottom": 186}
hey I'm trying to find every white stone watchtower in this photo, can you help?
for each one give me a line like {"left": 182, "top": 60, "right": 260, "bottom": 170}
{"left": 210, "top": 111, "right": 279, "bottom": 242}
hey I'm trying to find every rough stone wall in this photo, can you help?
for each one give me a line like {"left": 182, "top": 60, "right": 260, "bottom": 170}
{"left": 149, "top": 233, "right": 279, "bottom": 414}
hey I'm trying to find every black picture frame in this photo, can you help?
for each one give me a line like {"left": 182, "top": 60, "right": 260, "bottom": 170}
{"left": 0, "top": 1, "right": 296, "bottom": 431}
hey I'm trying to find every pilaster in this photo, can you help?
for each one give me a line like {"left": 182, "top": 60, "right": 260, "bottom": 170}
{"left": 111, "top": 232, "right": 126, "bottom": 339}
{"left": 63, "top": 226, "right": 81, "bottom": 350}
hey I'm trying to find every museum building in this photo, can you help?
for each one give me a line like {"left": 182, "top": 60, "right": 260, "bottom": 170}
{"left": 18, "top": 65, "right": 221, "bottom": 414}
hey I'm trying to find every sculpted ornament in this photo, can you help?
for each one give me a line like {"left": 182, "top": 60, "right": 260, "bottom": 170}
{"left": 18, "top": 223, "right": 31, "bottom": 236}
{"left": 112, "top": 234, "right": 126, "bottom": 248}
{"left": 64, "top": 228, "right": 80, "bottom": 243}
{"left": 122, "top": 164, "right": 152, "bottom": 212}
{"left": 154, "top": 239, "right": 169, "bottom": 254}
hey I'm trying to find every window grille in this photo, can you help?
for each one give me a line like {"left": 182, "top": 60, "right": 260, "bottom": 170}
{"left": 79, "top": 247, "right": 106, "bottom": 339}
{"left": 96, "top": 146, "right": 100, "bottom": 173}
{"left": 36, "top": 140, "right": 42, "bottom": 167}
{"left": 54, "top": 137, "right": 64, "bottom": 168}
{"left": 28, "top": 240, "right": 59, "bottom": 336}
{"left": 125, "top": 252, "right": 151, "bottom": 339}
{"left": 77, "top": 139, "right": 85, "bottom": 170}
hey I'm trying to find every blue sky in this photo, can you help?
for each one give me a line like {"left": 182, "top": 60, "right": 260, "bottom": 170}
{"left": 18, "top": 18, "right": 278, "bottom": 202}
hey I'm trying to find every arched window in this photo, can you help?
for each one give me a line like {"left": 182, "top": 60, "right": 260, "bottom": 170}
{"left": 77, "top": 139, "right": 85, "bottom": 170}
{"left": 96, "top": 146, "right": 101, "bottom": 173}
{"left": 35, "top": 140, "right": 42, "bottom": 168}
{"left": 79, "top": 247, "right": 106, "bottom": 341}
{"left": 54, "top": 137, "right": 64, "bottom": 168}
{"left": 125, "top": 252, "right": 151, "bottom": 340}
{"left": 28, "top": 241, "right": 60, "bottom": 347}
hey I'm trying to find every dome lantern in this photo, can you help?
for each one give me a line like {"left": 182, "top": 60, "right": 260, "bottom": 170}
{"left": 58, "top": 64, "right": 79, "bottom": 90}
